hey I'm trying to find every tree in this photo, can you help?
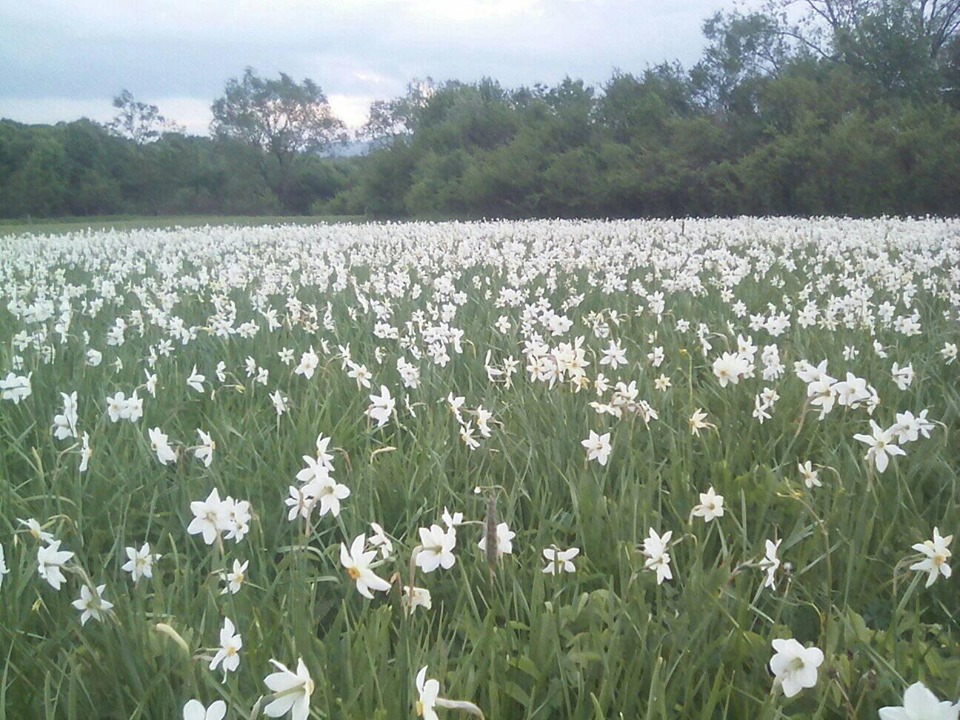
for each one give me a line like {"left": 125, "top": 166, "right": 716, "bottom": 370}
{"left": 109, "top": 89, "right": 184, "bottom": 145}
{"left": 211, "top": 68, "right": 345, "bottom": 168}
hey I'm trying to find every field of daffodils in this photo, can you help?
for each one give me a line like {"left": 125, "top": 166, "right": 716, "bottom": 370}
{"left": 1, "top": 218, "right": 958, "bottom": 719}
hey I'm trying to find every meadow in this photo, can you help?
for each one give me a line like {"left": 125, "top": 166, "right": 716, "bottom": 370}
{"left": 0, "top": 217, "right": 958, "bottom": 719}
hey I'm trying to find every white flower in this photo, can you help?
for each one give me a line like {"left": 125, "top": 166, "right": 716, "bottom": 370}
{"left": 690, "top": 487, "right": 724, "bottom": 523}
{"left": 879, "top": 681, "right": 959, "bottom": 720}
{"left": 441, "top": 507, "right": 463, "bottom": 529}
{"left": 263, "top": 658, "right": 314, "bottom": 720}
{"left": 542, "top": 546, "right": 579, "bottom": 574}
{"left": 641, "top": 528, "right": 673, "bottom": 584}
{"left": 416, "top": 525, "right": 457, "bottom": 572}
{"left": 0, "top": 543, "right": 10, "bottom": 590}
{"left": 188, "top": 489, "right": 226, "bottom": 545}
{"left": 769, "top": 638, "right": 824, "bottom": 698}
{"left": 759, "top": 539, "right": 782, "bottom": 590}
{"left": 402, "top": 586, "right": 433, "bottom": 615}
{"left": 209, "top": 617, "right": 242, "bottom": 681}
{"left": 340, "top": 534, "right": 391, "bottom": 598}
{"left": 149, "top": 427, "right": 178, "bottom": 465}
{"left": 478, "top": 522, "right": 515, "bottom": 559}
{"left": 19, "top": 517, "right": 55, "bottom": 544}
{"left": 221, "top": 559, "right": 249, "bottom": 595}
{"left": 85, "top": 349, "right": 103, "bottom": 367}
{"left": 798, "top": 461, "right": 822, "bottom": 489}
{"left": 194, "top": 429, "right": 216, "bottom": 467}
{"left": 910, "top": 527, "right": 952, "bottom": 588}
{"left": 853, "top": 420, "right": 906, "bottom": 473}
{"left": 37, "top": 540, "right": 74, "bottom": 590}
{"left": 366, "top": 385, "right": 395, "bottom": 428}
{"left": 52, "top": 391, "right": 79, "bottom": 440}
{"left": 186, "top": 365, "right": 205, "bottom": 393}
{"left": 72, "top": 583, "right": 113, "bottom": 625}
{"left": 891, "top": 362, "right": 914, "bottom": 391}
{"left": 182, "top": 700, "right": 226, "bottom": 720}
{"left": 121, "top": 542, "right": 159, "bottom": 583}
{"left": 712, "top": 352, "right": 748, "bottom": 387}
{"left": 1, "top": 372, "right": 32, "bottom": 404}
{"left": 581, "top": 430, "right": 612, "bottom": 466}
{"left": 368, "top": 522, "right": 393, "bottom": 559}
{"left": 294, "top": 347, "right": 320, "bottom": 380}
{"left": 416, "top": 666, "right": 440, "bottom": 720}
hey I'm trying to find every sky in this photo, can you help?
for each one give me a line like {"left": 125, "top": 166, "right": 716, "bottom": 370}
{"left": 0, "top": 0, "right": 741, "bottom": 135}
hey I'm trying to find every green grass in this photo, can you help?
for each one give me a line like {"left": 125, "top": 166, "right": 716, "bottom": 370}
{"left": 0, "top": 219, "right": 957, "bottom": 719}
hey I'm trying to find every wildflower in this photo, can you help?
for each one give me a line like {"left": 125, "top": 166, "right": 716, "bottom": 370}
{"left": 209, "top": 617, "right": 242, "bottom": 681}
{"left": 72, "top": 583, "right": 113, "bottom": 625}
{"left": 441, "top": 507, "right": 463, "bottom": 529}
{"left": 910, "top": 527, "right": 952, "bottom": 588}
{"left": 641, "top": 528, "right": 673, "bottom": 585}
{"left": 368, "top": 522, "right": 393, "bottom": 559}
{"left": 186, "top": 365, "right": 205, "bottom": 393}
{"left": 366, "top": 385, "right": 395, "bottom": 428}
{"left": 798, "top": 461, "right": 822, "bottom": 489}
{"left": 759, "top": 539, "right": 782, "bottom": 590}
{"left": 19, "top": 517, "right": 55, "bottom": 544}
{"left": 263, "top": 658, "right": 314, "bottom": 720}
{"left": 149, "top": 427, "right": 178, "bottom": 465}
{"left": 853, "top": 420, "right": 906, "bottom": 473}
{"left": 654, "top": 373, "right": 671, "bottom": 391}
{"left": 270, "top": 390, "right": 289, "bottom": 415}
{"left": 769, "top": 638, "right": 824, "bottom": 698}
{"left": 402, "top": 586, "right": 433, "bottom": 615}
{"left": 52, "top": 391, "right": 79, "bottom": 440}
{"left": 416, "top": 525, "right": 457, "bottom": 572}
{"left": 581, "top": 430, "right": 612, "bottom": 466}
{"left": 79, "top": 431, "right": 91, "bottom": 472}
{"left": 340, "top": 534, "right": 391, "bottom": 598}
{"left": 37, "top": 540, "right": 74, "bottom": 590}
{"left": 144, "top": 369, "right": 158, "bottom": 397}
{"left": 688, "top": 408, "right": 714, "bottom": 436}
{"left": 121, "top": 542, "right": 160, "bottom": 583}
{"left": 86, "top": 349, "right": 103, "bottom": 367}
{"left": 0, "top": 372, "right": 32, "bottom": 404}
{"left": 0, "top": 543, "right": 9, "bottom": 590}
{"left": 542, "top": 546, "right": 579, "bottom": 574}
{"left": 195, "top": 429, "right": 215, "bottom": 467}
{"left": 294, "top": 346, "right": 320, "bottom": 380}
{"left": 690, "top": 487, "right": 724, "bottom": 523}
{"left": 221, "top": 559, "right": 249, "bottom": 595}
{"left": 599, "top": 340, "right": 627, "bottom": 369}
{"left": 416, "top": 666, "right": 441, "bottom": 720}
{"left": 712, "top": 352, "right": 748, "bottom": 387}
{"left": 941, "top": 342, "right": 958, "bottom": 365}
{"left": 879, "top": 681, "right": 959, "bottom": 720}
{"left": 346, "top": 361, "right": 372, "bottom": 389}
{"left": 188, "top": 489, "right": 226, "bottom": 545}
{"left": 306, "top": 476, "right": 350, "bottom": 518}
{"left": 183, "top": 700, "right": 227, "bottom": 720}
{"left": 891, "top": 362, "right": 914, "bottom": 391}
{"left": 478, "top": 522, "right": 515, "bottom": 559}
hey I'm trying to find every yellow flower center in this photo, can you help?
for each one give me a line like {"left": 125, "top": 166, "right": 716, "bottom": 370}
{"left": 416, "top": 700, "right": 424, "bottom": 717}
{"left": 348, "top": 567, "right": 361, "bottom": 580}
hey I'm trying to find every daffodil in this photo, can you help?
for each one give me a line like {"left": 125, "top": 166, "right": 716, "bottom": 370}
{"left": 769, "top": 638, "right": 823, "bottom": 698}
{"left": 340, "top": 534, "right": 391, "bottom": 598}
{"left": 263, "top": 658, "right": 313, "bottom": 720}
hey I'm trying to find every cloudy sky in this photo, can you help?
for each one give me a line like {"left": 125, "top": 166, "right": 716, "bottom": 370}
{"left": 1, "top": 0, "right": 742, "bottom": 135}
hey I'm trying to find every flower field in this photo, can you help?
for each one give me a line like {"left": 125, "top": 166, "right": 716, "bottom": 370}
{"left": 1, "top": 217, "right": 958, "bottom": 718}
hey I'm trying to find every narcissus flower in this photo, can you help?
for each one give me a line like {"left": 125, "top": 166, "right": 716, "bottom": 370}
{"left": 340, "top": 534, "right": 391, "bottom": 598}
{"left": 182, "top": 699, "right": 226, "bottom": 720}
{"left": 769, "top": 638, "right": 824, "bottom": 698}
{"left": 263, "top": 658, "right": 313, "bottom": 719}
{"left": 910, "top": 527, "right": 952, "bottom": 588}
{"left": 879, "top": 681, "right": 959, "bottom": 720}
{"left": 72, "top": 583, "right": 113, "bottom": 625}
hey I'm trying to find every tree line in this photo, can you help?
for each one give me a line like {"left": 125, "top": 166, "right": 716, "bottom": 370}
{"left": 2, "top": 0, "right": 959, "bottom": 220}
